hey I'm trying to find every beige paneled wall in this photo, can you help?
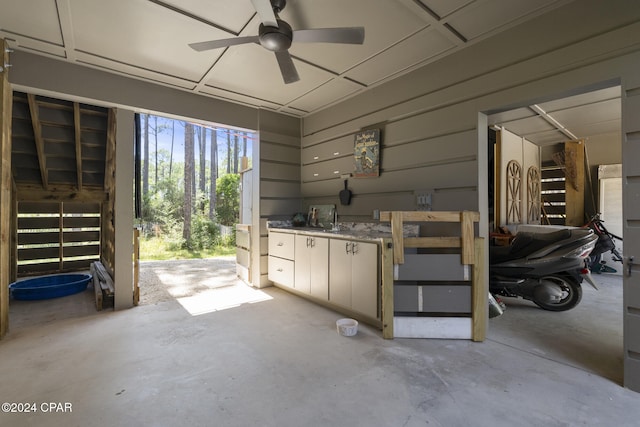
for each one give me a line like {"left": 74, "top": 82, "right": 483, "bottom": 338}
{"left": 301, "top": 105, "right": 479, "bottom": 221}
{"left": 257, "top": 110, "right": 301, "bottom": 287}
{"left": 301, "top": 0, "right": 640, "bottom": 232}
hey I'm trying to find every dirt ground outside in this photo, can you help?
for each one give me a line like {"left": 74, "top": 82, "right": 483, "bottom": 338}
{"left": 139, "top": 256, "right": 239, "bottom": 305}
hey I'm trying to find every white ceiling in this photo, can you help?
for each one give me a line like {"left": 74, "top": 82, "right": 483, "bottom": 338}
{"left": 0, "top": 0, "right": 578, "bottom": 118}
{"left": 488, "top": 85, "right": 621, "bottom": 147}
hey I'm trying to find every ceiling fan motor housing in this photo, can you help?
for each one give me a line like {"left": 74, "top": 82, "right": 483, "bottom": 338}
{"left": 259, "top": 19, "right": 292, "bottom": 51}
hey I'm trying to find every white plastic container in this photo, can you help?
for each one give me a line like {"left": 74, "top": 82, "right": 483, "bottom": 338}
{"left": 336, "top": 318, "right": 358, "bottom": 336}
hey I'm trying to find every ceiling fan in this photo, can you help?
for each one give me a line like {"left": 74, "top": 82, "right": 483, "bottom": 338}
{"left": 189, "top": 0, "right": 365, "bottom": 84}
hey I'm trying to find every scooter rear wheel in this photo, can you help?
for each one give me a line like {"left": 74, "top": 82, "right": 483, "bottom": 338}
{"left": 532, "top": 275, "right": 582, "bottom": 311}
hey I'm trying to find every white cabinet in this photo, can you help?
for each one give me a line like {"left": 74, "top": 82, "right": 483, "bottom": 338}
{"left": 329, "top": 239, "right": 379, "bottom": 319}
{"left": 268, "top": 229, "right": 380, "bottom": 321}
{"left": 268, "top": 232, "right": 295, "bottom": 288}
{"left": 294, "top": 235, "right": 329, "bottom": 299}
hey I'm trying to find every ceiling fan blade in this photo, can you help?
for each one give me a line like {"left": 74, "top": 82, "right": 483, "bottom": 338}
{"left": 293, "top": 27, "right": 365, "bottom": 44}
{"left": 250, "top": 0, "right": 279, "bottom": 27}
{"left": 274, "top": 50, "right": 299, "bottom": 84}
{"left": 189, "top": 36, "right": 259, "bottom": 52}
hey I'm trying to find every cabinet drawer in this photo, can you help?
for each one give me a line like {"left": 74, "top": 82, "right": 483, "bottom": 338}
{"left": 268, "top": 232, "right": 295, "bottom": 260}
{"left": 268, "top": 256, "right": 294, "bottom": 288}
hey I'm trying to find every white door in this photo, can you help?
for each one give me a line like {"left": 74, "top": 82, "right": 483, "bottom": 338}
{"left": 622, "top": 76, "right": 640, "bottom": 392}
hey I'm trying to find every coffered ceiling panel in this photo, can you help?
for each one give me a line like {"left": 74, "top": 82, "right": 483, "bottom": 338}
{"left": 445, "top": 0, "right": 565, "bottom": 40}
{"left": 0, "top": 0, "right": 588, "bottom": 118}
{"left": 285, "top": 0, "right": 428, "bottom": 75}
{"left": 0, "top": 0, "right": 62, "bottom": 44}
{"left": 69, "top": 0, "right": 226, "bottom": 81}
{"left": 489, "top": 86, "right": 621, "bottom": 146}
{"left": 157, "top": 0, "right": 256, "bottom": 34}
{"left": 419, "top": 0, "right": 475, "bottom": 18}
{"left": 288, "top": 78, "right": 363, "bottom": 113}
{"left": 345, "top": 26, "right": 455, "bottom": 85}
{"left": 202, "top": 42, "right": 333, "bottom": 106}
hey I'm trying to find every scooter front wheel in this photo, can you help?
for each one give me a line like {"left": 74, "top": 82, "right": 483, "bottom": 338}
{"left": 532, "top": 275, "right": 582, "bottom": 311}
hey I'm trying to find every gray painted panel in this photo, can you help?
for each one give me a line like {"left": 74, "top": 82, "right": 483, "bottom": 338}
{"left": 261, "top": 162, "right": 300, "bottom": 181}
{"left": 397, "top": 254, "right": 469, "bottom": 281}
{"left": 627, "top": 312, "right": 640, "bottom": 352}
{"left": 423, "top": 285, "right": 471, "bottom": 313}
{"left": 382, "top": 132, "right": 476, "bottom": 170}
{"left": 393, "top": 284, "right": 472, "bottom": 313}
{"left": 302, "top": 134, "right": 352, "bottom": 162}
{"left": 302, "top": 160, "right": 477, "bottom": 196}
{"left": 260, "top": 131, "right": 300, "bottom": 147}
{"left": 258, "top": 110, "right": 300, "bottom": 136}
{"left": 261, "top": 181, "right": 302, "bottom": 198}
{"left": 261, "top": 199, "right": 302, "bottom": 216}
{"left": 261, "top": 141, "right": 300, "bottom": 164}
{"left": 394, "top": 285, "right": 419, "bottom": 312}
{"left": 302, "top": 157, "right": 354, "bottom": 182}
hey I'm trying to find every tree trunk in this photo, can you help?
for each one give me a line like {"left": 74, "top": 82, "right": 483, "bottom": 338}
{"left": 233, "top": 132, "right": 239, "bottom": 173}
{"left": 199, "top": 126, "right": 207, "bottom": 202}
{"left": 143, "top": 114, "right": 149, "bottom": 198}
{"left": 169, "top": 120, "right": 175, "bottom": 177}
{"left": 242, "top": 132, "right": 247, "bottom": 157}
{"left": 209, "top": 129, "right": 218, "bottom": 220}
{"left": 183, "top": 122, "right": 195, "bottom": 242}
{"left": 226, "top": 132, "right": 231, "bottom": 174}
{"left": 154, "top": 115, "right": 158, "bottom": 190}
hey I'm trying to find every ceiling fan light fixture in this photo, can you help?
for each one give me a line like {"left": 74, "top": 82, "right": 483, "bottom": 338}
{"left": 259, "top": 20, "right": 292, "bottom": 51}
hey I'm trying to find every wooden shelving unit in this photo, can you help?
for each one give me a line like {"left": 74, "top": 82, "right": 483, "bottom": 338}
{"left": 380, "top": 211, "right": 486, "bottom": 341}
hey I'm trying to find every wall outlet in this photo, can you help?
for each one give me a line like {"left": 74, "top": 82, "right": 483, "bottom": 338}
{"left": 414, "top": 190, "right": 432, "bottom": 211}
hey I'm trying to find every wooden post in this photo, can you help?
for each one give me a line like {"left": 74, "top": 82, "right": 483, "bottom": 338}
{"left": 381, "top": 238, "right": 394, "bottom": 339}
{"left": 133, "top": 228, "right": 140, "bottom": 306}
{"left": 460, "top": 211, "right": 474, "bottom": 265}
{"left": 390, "top": 212, "right": 404, "bottom": 264}
{"left": 0, "top": 39, "right": 13, "bottom": 338}
{"left": 472, "top": 238, "right": 487, "bottom": 342}
{"left": 564, "top": 140, "right": 585, "bottom": 226}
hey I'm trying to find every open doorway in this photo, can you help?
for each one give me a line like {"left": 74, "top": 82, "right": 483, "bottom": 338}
{"left": 485, "top": 84, "right": 624, "bottom": 383}
{"left": 133, "top": 113, "right": 258, "bottom": 307}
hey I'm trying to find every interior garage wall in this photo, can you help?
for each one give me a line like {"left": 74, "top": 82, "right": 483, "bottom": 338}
{"left": 301, "top": 0, "right": 640, "bottom": 240}
{"left": 256, "top": 110, "right": 301, "bottom": 287}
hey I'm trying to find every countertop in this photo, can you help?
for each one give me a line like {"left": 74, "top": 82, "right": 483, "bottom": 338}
{"left": 267, "top": 221, "right": 419, "bottom": 241}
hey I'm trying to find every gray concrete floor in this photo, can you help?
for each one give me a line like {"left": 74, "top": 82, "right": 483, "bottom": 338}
{"left": 0, "top": 261, "right": 638, "bottom": 427}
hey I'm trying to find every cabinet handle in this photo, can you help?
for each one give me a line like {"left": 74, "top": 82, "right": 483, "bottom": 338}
{"left": 277, "top": 268, "right": 283, "bottom": 272}
{"left": 310, "top": 237, "right": 315, "bottom": 248}
{"left": 277, "top": 242, "right": 284, "bottom": 246}
{"left": 346, "top": 242, "right": 351, "bottom": 254}
{"left": 352, "top": 242, "right": 358, "bottom": 254}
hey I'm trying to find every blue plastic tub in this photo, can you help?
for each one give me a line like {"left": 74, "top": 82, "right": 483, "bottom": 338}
{"left": 9, "top": 274, "right": 92, "bottom": 300}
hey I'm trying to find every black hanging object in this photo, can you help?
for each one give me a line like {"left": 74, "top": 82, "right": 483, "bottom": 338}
{"left": 339, "top": 179, "right": 352, "bottom": 205}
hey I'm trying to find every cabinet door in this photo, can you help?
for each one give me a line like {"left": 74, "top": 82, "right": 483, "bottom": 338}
{"left": 329, "top": 239, "right": 352, "bottom": 308}
{"left": 294, "top": 235, "right": 311, "bottom": 294}
{"left": 309, "top": 237, "right": 329, "bottom": 300}
{"left": 351, "top": 241, "right": 379, "bottom": 318}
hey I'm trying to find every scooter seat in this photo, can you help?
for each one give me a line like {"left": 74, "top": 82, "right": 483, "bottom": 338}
{"left": 491, "top": 229, "right": 572, "bottom": 263}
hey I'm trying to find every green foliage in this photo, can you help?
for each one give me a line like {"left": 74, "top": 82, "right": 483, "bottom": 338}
{"left": 139, "top": 236, "right": 236, "bottom": 261}
{"left": 186, "top": 214, "right": 220, "bottom": 250}
{"left": 216, "top": 174, "right": 240, "bottom": 226}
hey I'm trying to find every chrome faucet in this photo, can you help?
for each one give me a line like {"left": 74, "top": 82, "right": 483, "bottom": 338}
{"left": 331, "top": 209, "right": 340, "bottom": 232}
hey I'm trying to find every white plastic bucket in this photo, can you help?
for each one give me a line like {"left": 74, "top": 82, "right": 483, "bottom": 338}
{"left": 336, "top": 318, "right": 358, "bottom": 336}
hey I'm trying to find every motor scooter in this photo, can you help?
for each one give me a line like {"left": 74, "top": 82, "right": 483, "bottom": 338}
{"left": 584, "top": 213, "right": 623, "bottom": 273}
{"left": 490, "top": 228, "right": 598, "bottom": 311}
